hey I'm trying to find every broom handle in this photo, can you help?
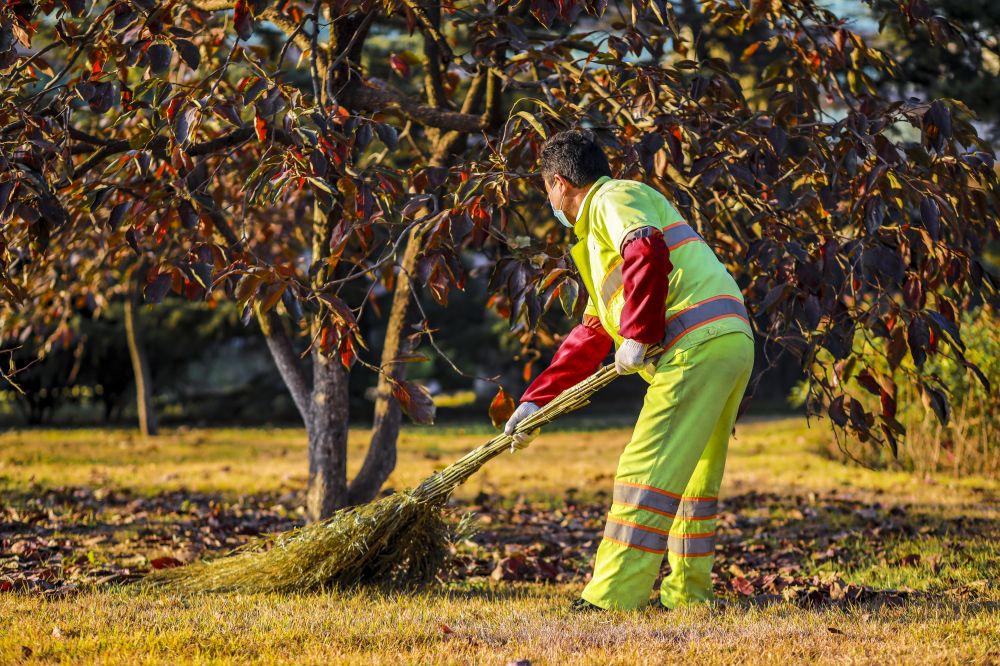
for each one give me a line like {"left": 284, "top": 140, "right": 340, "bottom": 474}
{"left": 413, "top": 344, "right": 665, "bottom": 503}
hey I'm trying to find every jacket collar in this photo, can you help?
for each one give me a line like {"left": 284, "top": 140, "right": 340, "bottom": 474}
{"left": 573, "top": 175, "right": 613, "bottom": 236}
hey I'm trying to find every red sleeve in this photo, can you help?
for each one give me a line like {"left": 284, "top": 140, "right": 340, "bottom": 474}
{"left": 618, "top": 230, "right": 672, "bottom": 344}
{"left": 520, "top": 314, "right": 613, "bottom": 407}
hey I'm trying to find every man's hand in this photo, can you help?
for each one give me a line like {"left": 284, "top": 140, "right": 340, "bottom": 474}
{"left": 504, "top": 401, "right": 541, "bottom": 453}
{"left": 615, "top": 338, "right": 649, "bottom": 374}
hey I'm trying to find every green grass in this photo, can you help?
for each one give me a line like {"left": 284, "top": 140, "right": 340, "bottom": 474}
{"left": 1, "top": 416, "right": 998, "bottom": 664}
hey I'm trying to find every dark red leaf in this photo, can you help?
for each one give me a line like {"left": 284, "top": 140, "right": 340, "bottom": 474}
{"left": 234, "top": 0, "right": 255, "bottom": 41}
{"left": 489, "top": 386, "right": 516, "bottom": 429}
{"left": 389, "top": 53, "right": 410, "bottom": 78}
{"left": 856, "top": 369, "right": 880, "bottom": 396}
{"left": 144, "top": 273, "right": 173, "bottom": 304}
{"left": 731, "top": 576, "right": 754, "bottom": 596}
{"left": 149, "top": 556, "right": 183, "bottom": 570}
{"left": 887, "top": 326, "right": 907, "bottom": 370}
{"left": 907, "top": 316, "right": 930, "bottom": 369}
{"left": 254, "top": 113, "right": 267, "bottom": 142}
{"left": 829, "top": 395, "right": 848, "bottom": 427}
{"left": 375, "top": 123, "right": 398, "bottom": 151}
{"left": 921, "top": 383, "right": 950, "bottom": 426}
{"left": 147, "top": 43, "right": 172, "bottom": 75}
{"left": 902, "top": 275, "right": 924, "bottom": 309}
{"left": 392, "top": 380, "right": 436, "bottom": 425}
{"left": 174, "top": 39, "right": 200, "bottom": 69}
{"left": 919, "top": 197, "right": 940, "bottom": 241}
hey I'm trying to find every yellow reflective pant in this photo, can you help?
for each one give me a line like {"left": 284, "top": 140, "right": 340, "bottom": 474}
{"left": 580, "top": 330, "right": 755, "bottom": 610}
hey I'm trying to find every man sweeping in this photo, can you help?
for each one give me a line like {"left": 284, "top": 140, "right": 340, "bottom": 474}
{"left": 503, "top": 129, "right": 755, "bottom": 612}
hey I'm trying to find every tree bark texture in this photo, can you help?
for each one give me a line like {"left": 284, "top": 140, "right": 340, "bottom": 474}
{"left": 124, "top": 270, "right": 158, "bottom": 437}
{"left": 306, "top": 347, "right": 350, "bottom": 519}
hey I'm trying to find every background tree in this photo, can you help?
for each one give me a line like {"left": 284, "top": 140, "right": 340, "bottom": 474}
{"left": 1, "top": 0, "right": 996, "bottom": 520}
{"left": 869, "top": 0, "right": 1000, "bottom": 143}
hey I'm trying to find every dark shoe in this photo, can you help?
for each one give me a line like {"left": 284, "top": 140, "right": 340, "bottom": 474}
{"left": 649, "top": 598, "right": 671, "bottom": 611}
{"left": 569, "top": 598, "right": 604, "bottom": 613}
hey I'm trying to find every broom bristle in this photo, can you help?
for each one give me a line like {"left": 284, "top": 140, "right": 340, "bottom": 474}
{"left": 145, "top": 490, "right": 455, "bottom": 594}
{"left": 143, "top": 360, "right": 623, "bottom": 594}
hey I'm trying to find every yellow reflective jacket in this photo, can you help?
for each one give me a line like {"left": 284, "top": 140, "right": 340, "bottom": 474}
{"left": 569, "top": 176, "right": 753, "bottom": 382}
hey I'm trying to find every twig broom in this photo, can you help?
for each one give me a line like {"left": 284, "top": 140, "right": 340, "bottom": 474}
{"left": 146, "top": 349, "right": 660, "bottom": 594}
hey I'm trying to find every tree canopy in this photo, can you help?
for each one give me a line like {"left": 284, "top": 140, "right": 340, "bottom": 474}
{"left": 1, "top": 0, "right": 997, "bottom": 514}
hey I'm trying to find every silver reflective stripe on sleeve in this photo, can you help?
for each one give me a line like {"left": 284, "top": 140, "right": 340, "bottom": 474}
{"left": 661, "top": 296, "right": 749, "bottom": 349}
{"left": 604, "top": 518, "right": 668, "bottom": 554}
{"left": 667, "top": 533, "right": 716, "bottom": 557}
{"left": 662, "top": 222, "right": 703, "bottom": 250}
{"left": 599, "top": 222, "right": 704, "bottom": 308}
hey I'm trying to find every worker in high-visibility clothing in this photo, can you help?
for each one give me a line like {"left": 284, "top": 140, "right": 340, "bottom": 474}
{"left": 503, "top": 129, "right": 755, "bottom": 612}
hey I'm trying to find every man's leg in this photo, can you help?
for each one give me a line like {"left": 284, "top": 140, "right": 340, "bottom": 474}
{"left": 579, "top": 331, "right": 755, "bottom": 611}
{"left": 660, "top": 333, "right": 754, "bottom": 608}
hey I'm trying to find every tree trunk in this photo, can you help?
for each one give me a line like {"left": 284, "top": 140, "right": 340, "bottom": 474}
{"left": 124, "top": 272, "right": 158, "bottom": 437}
{"left": 345, "top": 60, "right": 497, "bottom": 505}
{"left": 346, "top": 227, "right": 422, "bottom": 505}
{"left": 307, "top": 346, "right": 350, "bottom": 520}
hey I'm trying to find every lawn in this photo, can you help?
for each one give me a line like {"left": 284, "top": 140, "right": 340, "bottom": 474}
{"left": 1, "top": 416, "right": 997, "bottom": 664}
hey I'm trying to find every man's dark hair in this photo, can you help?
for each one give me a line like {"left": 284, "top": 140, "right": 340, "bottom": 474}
{"left": 538, "top": 129, "right": 612, "bottom": 187}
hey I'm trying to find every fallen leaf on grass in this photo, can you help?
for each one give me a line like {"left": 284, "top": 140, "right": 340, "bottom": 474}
{"left": 731, "top": 576, "right": 754, "bottom": 596}
{"left": 149, "top": 557, "right": 183, "bottom": 570}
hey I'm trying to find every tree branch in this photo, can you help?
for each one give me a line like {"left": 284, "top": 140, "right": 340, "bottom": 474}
{"left": 187, "top": 1, "right": 328, "bottom": 70}
{"left": 342, "top": 83, "right": 488, "bottom": 132}
{"left": 421, "top": 3, "right": 450, "bottom": 113}
{"left": 429, "top": 65, "right": 488, "bottom": 163}
{"left": 263, "top": 7, "right": 329, "bottom": 71}
{"left": 400, "top": 0, "right": 454, "bottom": 62}
{"left": 69, "top": 126, "right": 289, "bottom": 180}
{"left": 327, "top": 10, "right": 377, "bottom": 78}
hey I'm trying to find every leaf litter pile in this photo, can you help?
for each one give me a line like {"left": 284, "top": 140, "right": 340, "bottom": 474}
{"left": 4, "top": 481, "right": 988, "bottom": 606}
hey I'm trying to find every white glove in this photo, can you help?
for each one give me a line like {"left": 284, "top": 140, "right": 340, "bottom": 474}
{"left": 615, "top": 338, "right": 649, "bottom": 375}
{"left": 504, "top": 401, "right": 541, "bottom": 452}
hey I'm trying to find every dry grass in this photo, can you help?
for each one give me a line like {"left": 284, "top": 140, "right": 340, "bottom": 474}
{"left": 1, "top": 416, "right": 998, "bottom": 664}
{"left": 2, "top": 587, "right": 997, "bottom": 664}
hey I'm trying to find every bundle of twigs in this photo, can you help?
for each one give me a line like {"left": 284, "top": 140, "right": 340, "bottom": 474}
{"left": 146, "top": 349, "right": 658, "bottom": 594}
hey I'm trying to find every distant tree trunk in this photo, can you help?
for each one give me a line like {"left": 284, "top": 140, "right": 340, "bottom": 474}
{"left": 124, "top": 271, "right": 158, "bottom": 437}
{"left": 346, "top": 228, "right": 421, "bottom": 506}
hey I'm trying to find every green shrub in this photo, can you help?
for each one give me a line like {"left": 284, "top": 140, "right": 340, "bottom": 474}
{"left": 790, "top": 304, "right": 998, "bottom": 478}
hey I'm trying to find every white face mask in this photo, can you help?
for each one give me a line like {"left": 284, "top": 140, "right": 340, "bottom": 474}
{"left": 549, "top": 180, "right": 572, "bottom": 228}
